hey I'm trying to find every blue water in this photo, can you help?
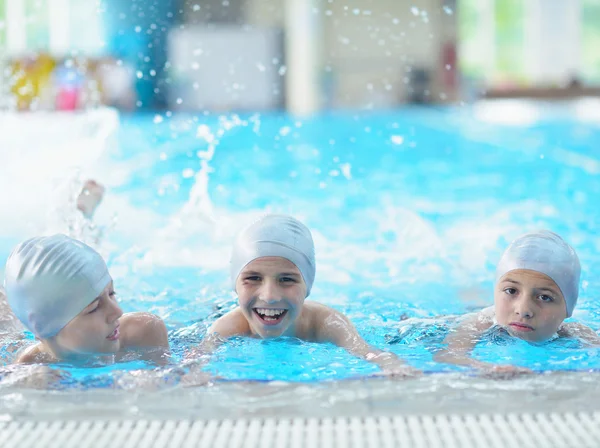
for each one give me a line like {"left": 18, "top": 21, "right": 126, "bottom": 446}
{"left": 2, "top": 103, "right": 600, "bottom": 388}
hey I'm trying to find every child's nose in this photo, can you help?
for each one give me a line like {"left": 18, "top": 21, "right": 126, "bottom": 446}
{"left": 515, "top": 300, "right": 533, "bottom": 318}
{"left": 107, "top": 299, "right": 123, "bottom": 323}
{"left": 259, "top": 279, "right": 282, "bottom": 303}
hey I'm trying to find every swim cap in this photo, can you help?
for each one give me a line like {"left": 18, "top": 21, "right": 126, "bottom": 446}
{"left": 495, "top": 230, "right": 580, "bottom": 317}
{"left": 4, "top": 235, "right": 111, "bottom": 338}
{"left": 230, "top": 214, "right": 316, "bottom": 296}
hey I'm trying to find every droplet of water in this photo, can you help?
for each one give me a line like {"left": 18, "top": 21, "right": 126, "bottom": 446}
{"left": 134, "top": 25, "right": 141, "bottom": 33}
{"left": 182, "top": 168, "right": 195, "bottom": 178}
{"left": 279, "top": 126, "right": 291, "bottom": 136}
{"left": 443, "top": 5, "right": 453, "bottom": 15}
{"left": 197, "top": 124, "right": 213, "bottom": 142}
{"left": 411, "top": 7, "right": 419, "bottom": 16}
{"left": 278, "top": 66, "right": 287, "bottom": 76}
{"left": 391, "top": 135, "right": 404, "bottom": 145}
{"left": 136, "top": 71, "right": 143, "bottom": 79}
{"left": 340, "top": 163, "right": 352, "bottom": 180}
{"left": 153, "top": 115, "right": 164, "bottom": 124}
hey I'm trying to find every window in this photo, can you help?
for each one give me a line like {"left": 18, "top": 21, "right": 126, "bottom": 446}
{"left": 459, "top": 0, "right": 599, "bottom": 87}
{"left": 582, "top": 0, "right": 600, "bottom": 82}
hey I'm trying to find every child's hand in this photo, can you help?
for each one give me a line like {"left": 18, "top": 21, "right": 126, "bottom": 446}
{"left": 180, "top": 367, "right": 214, "bottom": 388}
{"left": 379, "top": 365, "right": 423, "bottom": 378}
{"left": 178, "top": 360, "right": 217, "bottom": 387}
{"left": 76, "top": 179, "right": 105, "bottom": 218}
{"left": 4, "top": 365, "right": 69, "bottom": 389}
{"left": 481, "top": 364, "right": 533, "bottom": 378}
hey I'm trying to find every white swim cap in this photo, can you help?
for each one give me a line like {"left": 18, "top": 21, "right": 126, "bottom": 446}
{"left": 495, "top": 230, "right": 580, "bottom": 317}
{"left": 230, "top": 214, "right": 316, "bottom": 296}
{"left": 4, "top": 235, "right": 111, "bottom": 338}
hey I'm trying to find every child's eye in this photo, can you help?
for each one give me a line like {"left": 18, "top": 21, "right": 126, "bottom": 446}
{"left": 280, "top": 277, "right": 296, "bottom": 283}
{"left": 504, "top": 287, "right": 517, "bottom": 295}
{"left": 245, "top": 276, "right": 261, "bottom": 281}
{"left": 539, "top": 294, "right": 554, "bottom": 303}
{"left": 109, "top": 291, "right": 117, "bottom": 300}
{"left": 87, "top": 305, "right": 99, "bottom": 314}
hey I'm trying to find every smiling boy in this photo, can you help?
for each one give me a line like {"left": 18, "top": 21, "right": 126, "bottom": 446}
{"left": 188, "top": 214, "right": 417, "bottom": 377}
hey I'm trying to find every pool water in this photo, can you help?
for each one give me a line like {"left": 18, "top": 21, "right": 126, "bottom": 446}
{"left": 1, "top": 100, "right": 600, "bottom": 388}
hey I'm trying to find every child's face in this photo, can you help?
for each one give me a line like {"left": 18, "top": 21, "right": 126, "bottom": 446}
{"left": 235, "top": 256, "right": 307, "bottom": 338}
{"left": 494, "top": 269, "right": 567, "bottom": 342}
{"left": 50, "top": 280, "right": 123, "bottom": 357}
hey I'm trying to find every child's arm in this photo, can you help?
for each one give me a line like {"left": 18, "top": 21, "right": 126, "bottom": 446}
{"left": 181, "top": 308, "right": 250, "bottom": 386}
{"left": 1, "top": 364, "right": 69, "bottom": 389}
{"left": 120, "top": 312, "right": 170, "bottom": 365}
{"left": 434, "top": 311, "right": 531, "bottom": 373}
{"left": 314, "top": 305, "right": 419, "bottom": 376}
{"left": 185, "top": 308, "right": 250, "bottom": 360}
{"left": 559, "top": 322, "right": 600, "bottom": 345}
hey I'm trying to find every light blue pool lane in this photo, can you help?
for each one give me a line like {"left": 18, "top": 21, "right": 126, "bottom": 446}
{"left": 2, "top": 103, "right": 600, "bottom": 386}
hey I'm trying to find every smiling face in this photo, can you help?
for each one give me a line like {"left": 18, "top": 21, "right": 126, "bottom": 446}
{"left": 235, "top": 256, "right": 307, "bottom": 338}
{"left": 46, "top": 280, "right": 123, "bottom": 357}
{"left": 494, "top": 269, "right": 567, "bottom": 342}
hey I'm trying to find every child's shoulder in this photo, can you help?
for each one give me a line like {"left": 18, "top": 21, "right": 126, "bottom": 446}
{"left": 15, "top": 343, "right": 54, "bottom": 364}
{"left": 298, "top": 301, "right": 350, "bottom": 339}
{"left": 456, "top": 306, "right": 495, "bottom": 331}
{"left": 302, "top": 300, "right": 342, "bottom": 322}
{"left": 120, "top": 312, "right": 168, "bottom": 349}
{"left": 558, "top": 321, "right": 600, "bottom": 345}
{"left": 209, "top": 307, "right": 251, "bottom": 338}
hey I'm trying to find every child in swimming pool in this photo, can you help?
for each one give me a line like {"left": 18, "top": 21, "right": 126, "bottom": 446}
{"left": 434, "top": 230, "right": 600, "bottom": 373}
{"left": 1, "top": 179, "right": 106, "bottom": 344}
{"left": 4, "top": 234, "right": 170, "bottom": 365}
{"left": 187, "top": 214, "right": 417, "bottom": 377}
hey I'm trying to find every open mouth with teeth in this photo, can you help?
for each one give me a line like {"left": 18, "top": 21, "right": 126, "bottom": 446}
{"left": 253, "top": 308, "right": 288, "bottom": 325}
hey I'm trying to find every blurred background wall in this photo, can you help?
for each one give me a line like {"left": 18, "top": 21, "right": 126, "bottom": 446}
{"left": 0, "top": 0, "right": 599, "bottom": 114}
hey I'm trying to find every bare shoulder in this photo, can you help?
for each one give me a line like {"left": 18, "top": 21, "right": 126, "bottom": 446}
{"left": 120, "top": 312, "right": 169, "bottom": 349}
{"left": 559, "top": 321, "right": 600, "bottom": 343}
{"left": 442, "top": 307, "right": 494, "bottom": 345}
{"left": 303, "top": 301, "right": 345, "bottom": 324}
{"left": 15, "top": 343, "right": 54, "bottom": 364}
{"left": 208, "top": 307, "right": 250, "bottom": 338}
{"left": 459, "top": 306, "right": 494, "bottom": 331}
{"left": 300, "top": 301, "right": 352, "bottom": 342}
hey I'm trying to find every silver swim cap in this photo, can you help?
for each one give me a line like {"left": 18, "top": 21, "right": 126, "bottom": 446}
{"left": 4, "top": 235, "right": 111, "bottom": 338}
{"left": 495, "top": 230, "right": 580, "bottom": 317}
{"left": 230, "top": 214, "right": 316, "bottom": 296}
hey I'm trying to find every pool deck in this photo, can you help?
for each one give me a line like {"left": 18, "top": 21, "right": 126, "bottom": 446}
{"left": 2, "top": 373, "right": 600, "bottom": 447}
